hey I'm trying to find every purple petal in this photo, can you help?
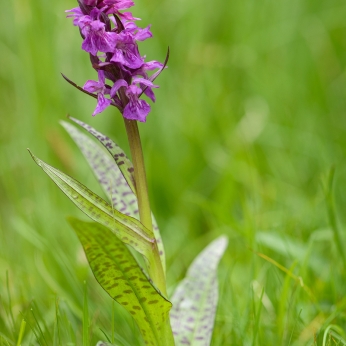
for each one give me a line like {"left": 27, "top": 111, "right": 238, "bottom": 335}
{"left": 131, "top": 77, "right": 158, "bottom": 102}
{"left": 119, "top": 11, "right": 139, "bottom": 20}
{"left": 66, "top": 7, "right": 84, "bottom": 26}
{"left": 142, "top": 60, "right": 164, "bottom": 70}
{"left": 126, "top": 83, "right": 142, "bottom": 96}
{"left": 132, "top": 77, "right": 157, "bottom": 88}
{"left": 134, "top": 25, "right": 153, "bottom": 41}
{"left": 83, "top": 79, "right": 103, "bottom": 93}
{"left": 143, "top": 87, "right": 156, "bottom": 102}
{"left": 123, "top": 99, "right": 150, "bottom": 122}
{"left": 110, "top": 79, "right": 128, "bottom": 98}
{"left": 83, "top": 70, "right": 106, "bottom": 93}
{"left": 120, "top": 43, "right": 143, "bottom": 68}
{"left": 103, "top": 0, "right": 134, "bottom": 11}
{"left": 80, "top": 19, "right": 118, "bottom": 55}
{"left": 93, "top": 93, "right": 112, "bottom": 116}
{"left": 98, "top": 69, "right": 106, "bottom": 84}
{"left": 131, "top": 60, "right": 164, "bottom": 81}
{"left": 111, "top": 45, "right": 143, "bottom": 69}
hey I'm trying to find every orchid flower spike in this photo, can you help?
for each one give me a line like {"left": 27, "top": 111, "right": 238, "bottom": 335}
{"left": 66, "top": 0, "right": 166, "bottom": 122}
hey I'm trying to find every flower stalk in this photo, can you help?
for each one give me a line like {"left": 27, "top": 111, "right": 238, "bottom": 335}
{"left": 123, "top": 119, "right": 153, "bottom": 232}
{"left": 124, "top": 118, "right": 167, "bottom": 295}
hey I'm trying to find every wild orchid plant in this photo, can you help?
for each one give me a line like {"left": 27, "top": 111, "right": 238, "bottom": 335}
{"left": 28, "top": 1, "right": 228, "bottom": 345}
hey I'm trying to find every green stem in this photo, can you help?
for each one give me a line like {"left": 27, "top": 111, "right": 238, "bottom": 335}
{"left": 123, "top": 119, "right": 153, "bottom": 232}
{"left": 326, "top": 167, "right": 346, "bottom": 270}
{"left": 123, "top": 118, "right": 167, "bottom": 297}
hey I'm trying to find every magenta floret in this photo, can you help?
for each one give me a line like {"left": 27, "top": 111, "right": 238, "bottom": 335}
{"left": 66, "top": 0, "right": 164, "bottom": 122}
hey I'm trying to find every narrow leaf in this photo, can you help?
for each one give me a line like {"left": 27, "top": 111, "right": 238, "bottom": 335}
{"left": 28, "top": 150, "right": 155, "bottom": 260}
{"left": 61, "top": 121, "right": 139, "bottom": 219}
{"left": 69, "top": 116, "right": 136, "bottom": 194}
{"left": 62, "top": 119, "right": 166, "bottom": 274}
{"left": 69, "top": 218, "right": 174, "bottom": 346}
{"left": 170, "top": 236, "right": 228, "bottom": 346}
{"left": 83, "top": 282, "right": 90, "bottom": 346}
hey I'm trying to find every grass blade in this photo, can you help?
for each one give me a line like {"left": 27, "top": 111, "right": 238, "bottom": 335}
{"left": 83, "top": 283, "right": 89, "bottom": 346}
{"left": 16, "top": 319, "right": 26, "bottom": 346}
{"left": 325, "top": 167, "right": 346, "bottom": 269}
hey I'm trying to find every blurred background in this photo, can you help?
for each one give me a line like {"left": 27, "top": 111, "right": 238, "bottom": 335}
{"left": 1, "top": 0, "right": 346, "bottom": 344}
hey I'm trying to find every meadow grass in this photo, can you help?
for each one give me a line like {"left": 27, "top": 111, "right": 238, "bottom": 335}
{"left": 1, "top": 0, "right": 346, "bottom": 345}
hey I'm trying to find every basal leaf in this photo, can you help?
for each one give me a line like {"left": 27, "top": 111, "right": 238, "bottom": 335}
{"left": 170, "top": 236, "right": 228, "bottom": 346}
{"left": 62, "top": 119, "right": 166, "bottom": 274}
{"left": 69, "top": 218, "right": 174, "bottom": 346}
{"left": 28, "top": 150, "right": 155, "bottom": 260}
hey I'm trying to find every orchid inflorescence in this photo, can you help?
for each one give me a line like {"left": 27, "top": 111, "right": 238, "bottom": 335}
{"left": 66, "top": 0, "right": 166, "bottom": 122}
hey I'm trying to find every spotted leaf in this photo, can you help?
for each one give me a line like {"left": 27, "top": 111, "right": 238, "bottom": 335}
{"left": 62, "top": 119, "right": 166, "bottom": 274}
{"left": 69, "top": 218, "right": 174, "bottom": 346}
{"left": 69, "top": 116, "right": 136, "bottom": 193}
{"left": 170, "top": 236, "right": 228, "bottom": 346}
{"left": 28, "top": 150, "right": 155, "bottom": 260}
{"left": 61, "top": 121, "right": 139, "bottom": 217}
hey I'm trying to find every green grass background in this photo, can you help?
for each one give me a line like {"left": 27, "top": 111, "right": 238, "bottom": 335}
{"left": 1, "top": 0, "right": 346, "bottom": 344}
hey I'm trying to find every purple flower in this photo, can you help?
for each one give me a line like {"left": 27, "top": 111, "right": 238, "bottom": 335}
{"left": 66, "top": 7, "right": 84, "bottom": 26}
{"left": 134, "top": 60, "right": 164, "bottom": 77}
{"left": 123, "top": 22, "right": 152, "bottom": 41}
{"left": 83, "top": 70, "right": 112, "bottom": 115}
{"left": 133, "top": 60, "right": 164, "bottom": 101}
{"left": 110, "top": 32, "right": 143, "bottom": 68}
{"left": 110, "top": 78, "right": 158, "bottom": 122}
{"left": 78, "top": 14, "right": 118, "bottom": 55}
{"left": 66, "top": 0, "right": 166, "bottom": 121}
{"left": 101, "top": 0, "right": 135, "bottom": 16}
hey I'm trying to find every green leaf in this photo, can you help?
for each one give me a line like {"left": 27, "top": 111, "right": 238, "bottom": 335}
{"left": 83, "top": 282, "right": 89, "bottom": 346}
{"left": 27, "top": 150, "right": 154, "bottom": 260}
{"left": 69, "top": 218, "right": 174, "bottom": 346}
{"left": 60, "top": 121, "right": 139, "bottom": 219}
{"left": 16, "top": 319, "right": 26, "bottom": 346}
{"left": 61, "top": 119, "right": 166, "bottom": 274}
{"left": 170, "top": 236, "right": 228, "bottom": 346}
{"left": 69, "top": 116, "right": 136, "bottom": 194}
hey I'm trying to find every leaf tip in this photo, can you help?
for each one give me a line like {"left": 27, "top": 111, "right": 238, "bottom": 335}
{"left": 68, "top": 116, "right": 78, "bottom": 124}
{"left": 27, "top": 149, "right": 41, "bottom": 166}
{"left": 59, "top": 119, "right": 70, "bottom": 130}
{"left": 213, "top": 235, "right": 229, "bottom": 254}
